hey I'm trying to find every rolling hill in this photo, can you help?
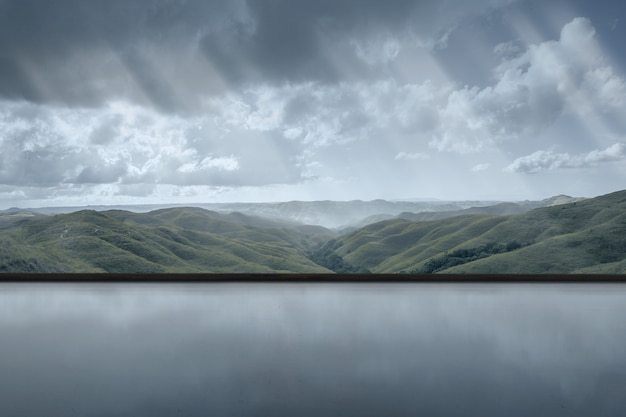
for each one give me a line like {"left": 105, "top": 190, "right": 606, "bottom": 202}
{"left": 0, "top": 208, "right": 335, "bottom": 273}
{"left": 0, "top": 191, "right": 622, "bottom": 274}
{"left": 331, "top": 190, "right": 626, "bottom": 273}
{"left": 347, "top": 202, "right": 528, "bottom": 230}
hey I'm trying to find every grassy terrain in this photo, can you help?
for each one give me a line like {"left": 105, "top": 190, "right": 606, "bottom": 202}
{"left": 0, "top": 208, "right": 334, "bottom": 273}
{"left": 334, "top": 190, "right": 626, "bottom": 273}
{"left": 1, "top": 190, "right": 624, "bottom": 274}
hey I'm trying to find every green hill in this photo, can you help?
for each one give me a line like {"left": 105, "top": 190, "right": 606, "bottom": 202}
{"left": 0, "top": 208, "right": 334, "bottom": 273}
{"left": 1, "top": 190, "right": 624, "bottom": 274}
{"left": 333, "top": 190, "right": 626, "bottom": 273}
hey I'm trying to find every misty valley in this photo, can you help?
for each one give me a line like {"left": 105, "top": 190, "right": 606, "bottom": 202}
{"left": 1, "top": 189, "right": 624, "bottom": 274}
{"left": 3, "top": 1, "right": 626, "bottom": 415}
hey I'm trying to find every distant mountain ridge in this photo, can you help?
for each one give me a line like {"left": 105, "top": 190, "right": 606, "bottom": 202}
{"left": 1, "top": 194, "right": 585, "bottom": 229}
{"left": 348, "top": 202, "right": 529, "bottom": 230}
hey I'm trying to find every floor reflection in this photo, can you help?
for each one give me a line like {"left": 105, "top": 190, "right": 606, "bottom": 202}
{"left": 0, "top": 283, "right": 625, "bottom": 416}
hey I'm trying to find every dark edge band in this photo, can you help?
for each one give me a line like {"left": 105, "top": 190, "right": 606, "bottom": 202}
{"left": 0, "top": 273, "right": 624, "bottom": 283}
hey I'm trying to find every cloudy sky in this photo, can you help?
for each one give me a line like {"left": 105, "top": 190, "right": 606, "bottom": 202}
{"left": 1, "top": 0, "right": 625, "bottom": 208}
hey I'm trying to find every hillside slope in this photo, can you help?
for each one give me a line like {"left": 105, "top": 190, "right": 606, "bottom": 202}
{"left": 0, "top": 208, "right": 334, "bottom": 273}
{"left": 333, "top": 190, "right": 626, "bottom": 273}
{"left": 349, "top": 202, "right": 526, "bottom": 230}
{"left": 1, "top": 191, "right": 622, "bottom": 274}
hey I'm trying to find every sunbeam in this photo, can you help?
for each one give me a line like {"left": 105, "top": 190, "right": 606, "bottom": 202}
{"left": 0, "top": 0, "right": 624, "bottom": 208}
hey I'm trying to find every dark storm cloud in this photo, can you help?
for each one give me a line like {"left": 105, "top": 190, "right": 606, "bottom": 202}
{"left": 0, "top": 0, "right": 235, "bottom": 57}
{"left": 199, "top": 0, "right": 422, "bottom": 85}
{"left": 0, "top": 0, "right": 515, "bottom": 110}
{"left": 0, "top": 0, "right": 242, "bottom": 107}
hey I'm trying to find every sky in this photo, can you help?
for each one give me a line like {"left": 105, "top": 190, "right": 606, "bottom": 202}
{"left": 1, "top": 0, "right": 625, "bottom": 208}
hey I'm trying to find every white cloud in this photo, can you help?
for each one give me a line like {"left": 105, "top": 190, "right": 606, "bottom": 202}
{"left": 177, "top": 155, "right": 239, "bottom": 173}
{"left": 395, "top": 152, "right": 430, "bottom": 161}
{"left": 0, "top": 100, "right": 292, "bottom": 192}
{"left": 493, "top": 41, "right": 522, "bottom": 58}
{"left": 211, "top": 79, "right": 447, "bottom": 150}
{"left": 581, "top": 67, "right": 626, "bottom": 111}
{"left": 430, "top": 17, "right": 626, "bottom": 153}
{"left": 472, "top": 163, "right": 489, "bottom": 172}
{"left": 505, "top": 143, "right": 626, "bottom": 174}
{"left": 198, "top": 155, "right": 240, "bottom": 171}
{"left": 204, "top": 17, "right": 625, "bottom": 160}
{"left": 2, "top": 17, "right": 625, "bottom": 205}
